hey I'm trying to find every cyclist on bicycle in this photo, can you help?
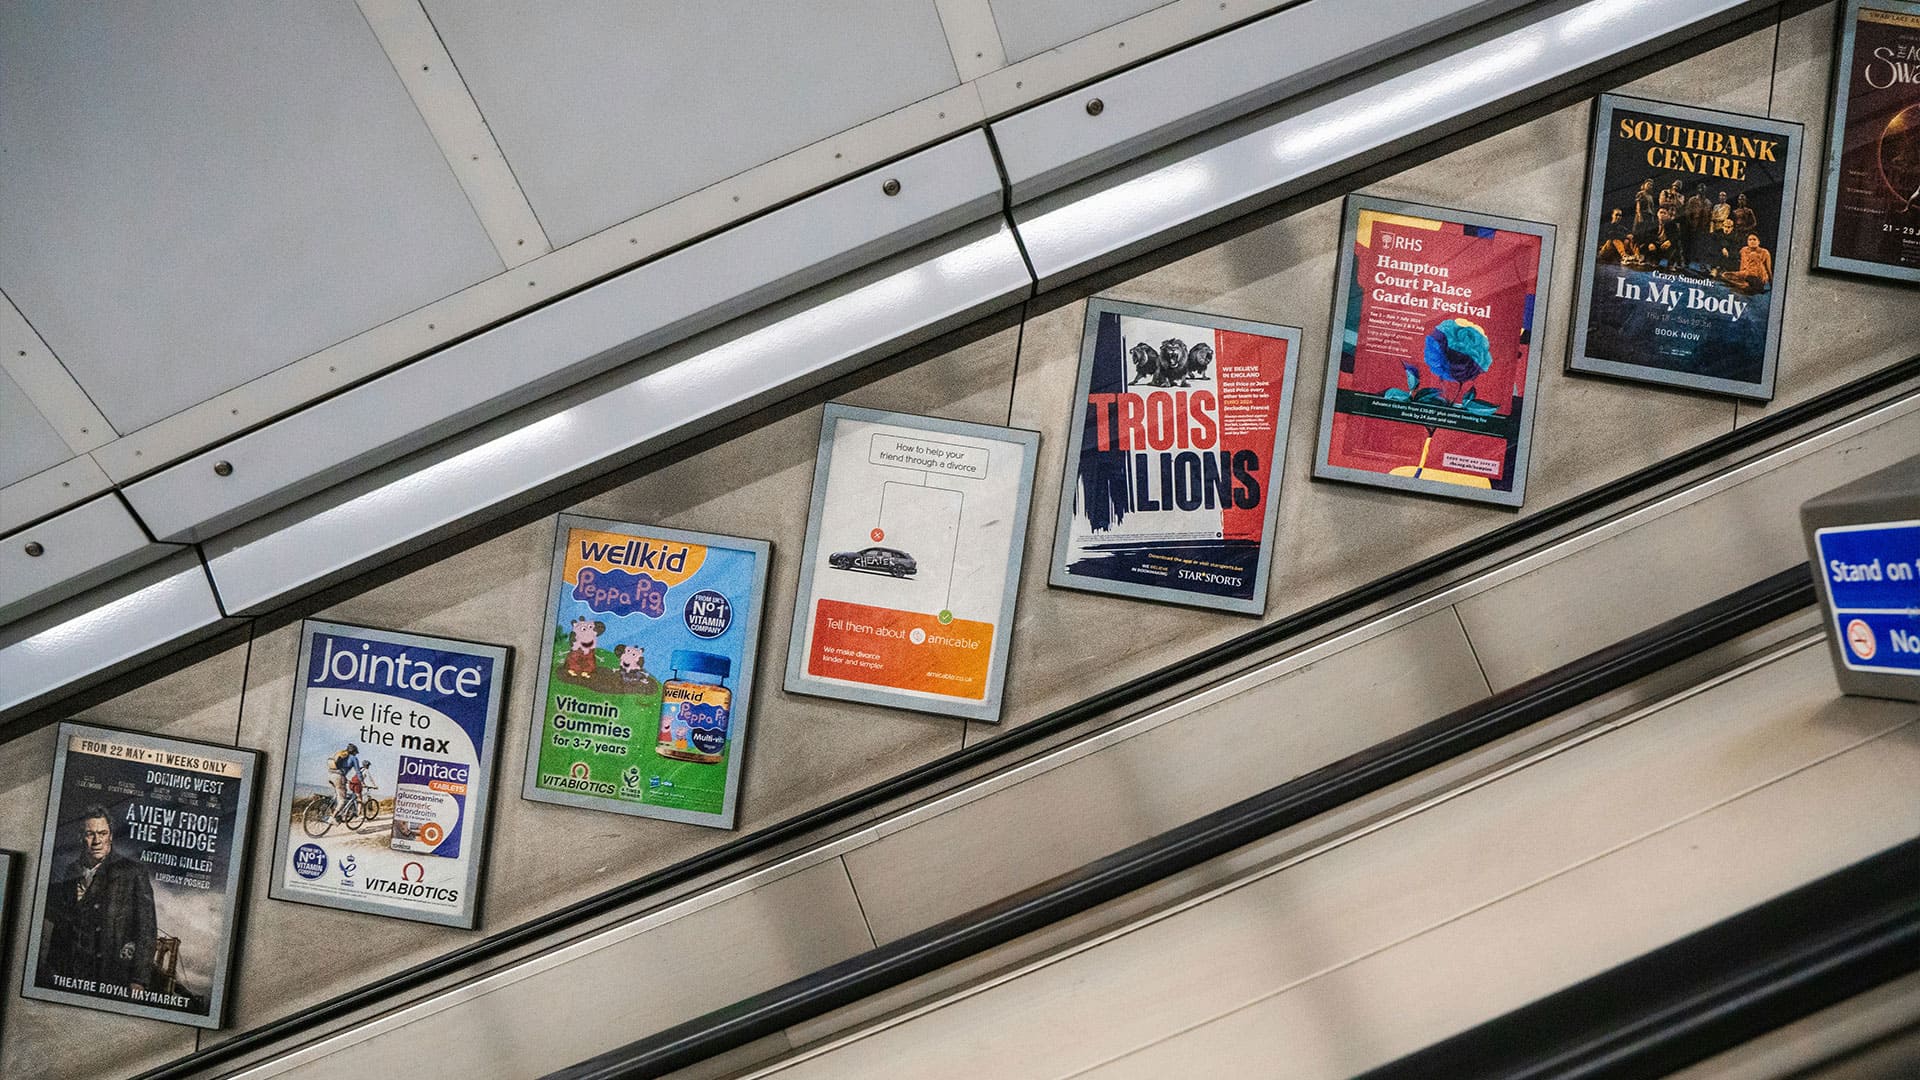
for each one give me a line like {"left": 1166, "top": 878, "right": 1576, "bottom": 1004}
{"left": 327, "top": 743, "right": 368, "bottom": 823}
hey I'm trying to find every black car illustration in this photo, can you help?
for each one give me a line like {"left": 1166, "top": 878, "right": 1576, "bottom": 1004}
{"left": 828, "top": 546, "right": 918, "bottom": 577}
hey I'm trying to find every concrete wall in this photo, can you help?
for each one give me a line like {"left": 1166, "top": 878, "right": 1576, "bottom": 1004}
{"left": 2, "top": 5, "right": 1915, "bottom": 1075}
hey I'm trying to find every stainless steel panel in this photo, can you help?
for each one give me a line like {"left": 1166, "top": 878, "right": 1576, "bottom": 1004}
{"left": 0, "top": 494, "right": 176, "bottom": 625}
{"left": 758, "top": 645, "right": 1920, "bottom": 1079}
{"left": 199, "top": 217, "right": 1029, "bottom": 615}
{"left": 1456, "top": 403, "right": 1920, "bottom": 692}
{"left": 424, "top": 0, "right": 961, "bottom": 247}
{"left": 245, "top": 858, "right": 874, "bottom": 1080}
{"left": 125, "top": 133, "right": 1006, "bottom": 543}
{"left": 1011, "top": 0, "right": 1769, "bottom": 289}
{"left": 992, "top": 0, "right": 1532, "bottom": 200}
{"left": 0, "top": 455, "right": 114, "bottom": 536}
{"left": 842, "top": 607, "right": 1492, "bottom": 944}
{"left": 0, "top": 1, "right": 502, "bottom": 431}
{"left": 989, "top": 0, "right": 1167, "bottom": 63}
{"left": 0, "top": 550, "right": 231, "bottom": 722}
{"left": 0, "top": 365, "right": 72, "bottom": 488}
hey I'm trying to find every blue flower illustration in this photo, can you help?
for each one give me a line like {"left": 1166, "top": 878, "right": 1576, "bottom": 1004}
{"left": 1423, "top": 318, "right": 1493, "bottom": 384}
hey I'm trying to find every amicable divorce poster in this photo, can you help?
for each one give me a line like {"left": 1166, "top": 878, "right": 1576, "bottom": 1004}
{"left": 786, "top": 404, "right": 1039, "bottom": 723}
{"left": 1816, "top": 0, "right": 1920, "bottom": 282}
{"left": 1050, "top": 299, "right": 1300, "bottom": 614}
{"left": 270, "top": 621, "right": 509, "bottom": 928}
{"left": 1315, "top": 194, "right": 1555, "bottom": 507}
{"left": 1569, "top": 94, "right": 1802, "bottom": 400}
{"left": 524, "top": 517, "right": 769, "bottom": 829}
{"left": 22, "top": 724, "right": 257, "bottom": 1028}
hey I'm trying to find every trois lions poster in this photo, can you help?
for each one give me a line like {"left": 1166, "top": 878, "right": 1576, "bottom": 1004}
{"left": 1570, "top": 95, "right": 1803, "bottom": 400}
{"left": 1818, "top": 0, "right": 1920, "bottom": 282}
{"left": 1050, "top": 300, "right": 1300, "bottom": 614}
{"left": 271, "top": 622, "right": 509, "bottom": 928}
{"left": 1315, "top": 195, "right": 1555, "bottom": 507}
{"left": 22, "top": 724, "right": 257, "bottom": 1028}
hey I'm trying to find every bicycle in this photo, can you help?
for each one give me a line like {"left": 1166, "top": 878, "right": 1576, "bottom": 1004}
{"left": 300, "top": 775, "right": 381, "bottom": 837}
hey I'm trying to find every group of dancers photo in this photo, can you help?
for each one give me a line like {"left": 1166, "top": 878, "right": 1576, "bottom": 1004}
{"left": 1595, "top": 177, "right": 1776, "bottom": 293}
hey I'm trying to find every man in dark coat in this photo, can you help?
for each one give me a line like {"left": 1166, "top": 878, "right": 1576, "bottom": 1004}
{"left": 40, "top": 804, "right": 157, "bottom": 994}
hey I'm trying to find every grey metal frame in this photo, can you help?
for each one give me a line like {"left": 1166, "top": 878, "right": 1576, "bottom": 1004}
{"left": 1314, "top": 194, "right": 1557, "bottom": 508}
{"left": 521, "top": 515, "right": 771, "bottom": 829}
{"left": 1048, "top": 298, "right": 1302, "bottom": 614}
{"left": 785, "top": 403, "right": 1040, "bottom": 723}
{"left": 1567, "top": 94, "right": 1804, "bottom": 401}
{"left": 1813, "top": 0, "right": 1920, "bottom": 284}
{"left": 268, "top": 620, "right": 511, "bottom": 928}
{"left": 20, "top": 722, "right": 258, "bottom": 1029}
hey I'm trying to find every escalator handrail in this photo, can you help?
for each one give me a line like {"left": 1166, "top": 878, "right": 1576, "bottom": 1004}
{"left": 1353, "top": 837, "right": 1920, "bottom": 1080}
{"left": 131, "top": 351, "right": 1919, "bottom": 1080}
{"left": 548, "top": 564, "right": 1820, "bottom": 1079}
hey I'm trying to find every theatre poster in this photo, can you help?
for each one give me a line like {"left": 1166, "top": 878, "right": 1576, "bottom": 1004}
{"left": 1816, "top": 0, "right": 1920, "bottom": 282}
{"left": 1569, "top": 94, "right": 1803, "bottom": 400}
{"left": 21, "top": 724, "right": 258, "bottom": 1028}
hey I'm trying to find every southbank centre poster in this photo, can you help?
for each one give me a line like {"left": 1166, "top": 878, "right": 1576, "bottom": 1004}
{"left": 1817, "top": 0, "right": 1920, "bottom": 282}
{"left": 1569, "top": 94, "right": 1803, "bottom": 400}
{"left": 786, "top": 405, "right": 1039, "bottom": 723}
{"left": 1315, "top": 195, "right": 1555, "bottom": 507}
{"left": 22, "top": 724, "right": 257, "bottom": 1028}
{"left": 1050, "top": 299, "right": 1300, "bottom": 614}
{"left": 524, "top": 517, "right": 769, "bottom": 829}
{"left": 270, "top": 621, "right": 509, "bottom": 929}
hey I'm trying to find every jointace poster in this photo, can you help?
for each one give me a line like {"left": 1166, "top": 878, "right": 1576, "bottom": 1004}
{"left": 1569, "top": 94, "right": 1803, "bottom": 400}
{"left": 1050, "top": 299, "right": 1301, "bottom": 613}
{"left": 22, "top": 724, "right": 257, "bottom": 1028}
{"left": 524, "top": 517, "right": 769, "bottom": 829}
{"left": 270, "top": 621, "right": 509, "bottom": 928}
{"left": 1817, "top": 0, "right": 1920, "bottom": 281}
{"left": 786, "top": 404, "right": 1039, "bottom": 722}
{"left": 1315, "top": 195, "right": 1555, "bottom": 507}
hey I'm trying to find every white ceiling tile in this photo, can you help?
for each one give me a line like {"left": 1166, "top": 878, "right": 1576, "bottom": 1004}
{"left": 0, "top": 1, "right": 503, "bottom": 432}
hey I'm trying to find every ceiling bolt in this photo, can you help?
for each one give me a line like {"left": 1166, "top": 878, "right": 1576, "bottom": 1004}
{"left": 1086, "top": 98, "right": 1105, "bottom": 116}
{"left": 213, "top": 460, "right": 233, "bottom": 477}
{"left": 882, "top": 178, "right": 901, "bottom": 197}
{"left": 24, "top": 542, "right": 44, "bottom": 557}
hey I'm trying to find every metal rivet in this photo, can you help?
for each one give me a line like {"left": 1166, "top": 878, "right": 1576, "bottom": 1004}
{"left": 213, "top": 461, "right": 233, "bottom": 477}
{"left": 881, "top": 178, "right": 901, "bottom": 197}
{"left": 1086, "top": 98, "right": 1105, "bottom": 116}
{"left": 24, "top": 542, "right": 44, "bottom": 557}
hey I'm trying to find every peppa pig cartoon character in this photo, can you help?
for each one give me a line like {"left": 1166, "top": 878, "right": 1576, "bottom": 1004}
{"left": 564, "top": 617, "right": 605, "bottom": 678}
{"left": 614, "top": 644, "right": 657, "bottom": 690}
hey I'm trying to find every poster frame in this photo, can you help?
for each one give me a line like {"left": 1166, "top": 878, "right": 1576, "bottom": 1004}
{"left": 20, "top": 722, "right": 259, "bottom": 1029}
{"left": 521, "top": 515, "right": 770, "bottom": 829}
{"left": 1048, "top": 297, "right": 1302, "bottom": 614}
{"left": 1314, "top": 193, "right": 1556, "bottom": 508}
{"left": 1814, "top": 0, "right": 1920, "bottom": 283}
{"left": 268, "top": 619, "right": 511, "bottom": 929}
{"left": 785, "top": 403, "right": 1040, "bottom": 723}
{"left": 1567, "top": 93, "right": 1803, "bottom": 401}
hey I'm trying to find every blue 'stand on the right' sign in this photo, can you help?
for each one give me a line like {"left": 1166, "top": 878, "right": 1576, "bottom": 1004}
{"left": 1814, "top": 520, "right": 1920, "bottom": 676}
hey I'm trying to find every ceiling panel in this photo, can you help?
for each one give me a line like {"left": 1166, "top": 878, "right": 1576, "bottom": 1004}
{"left": 0, "top": 367, "right": 73, "bottom": 490}
{"left": 0, "top": 1, "right": 503, "bottom": 433}
{"left": 424, "top": 0, "right": 962, "bottom": 248}
{"left": 989, "top": 0, "right": 1173, "bottom": 63}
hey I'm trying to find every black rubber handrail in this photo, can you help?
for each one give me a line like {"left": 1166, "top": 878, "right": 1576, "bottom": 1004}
{"left": 1355, "top": 837, "right": 1920, "bottom": 1080}
{"left": 132, "top": 347, "right": 1917, "bottom": 1080}
{"left": 548, "top": 564, "right": 1820, "bottom": 1079}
